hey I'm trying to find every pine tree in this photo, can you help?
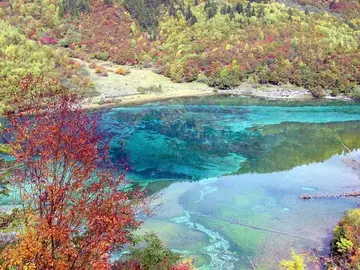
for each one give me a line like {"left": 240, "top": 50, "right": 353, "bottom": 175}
{"left": 220, "top": 5, "right": 227, "bottom": 15}
{"left": 205, "top": 1, "right": 217, "bottom": 20}
{"left": 185, "top": 5, "right": 192, "bottom": 21}
{"left": 188, "top": 14, "right": 197, "bottom": 25}
{"left": 305, "top": 7, "right": 309, "bottom": 15}
{"left": 104, "top": 0, "right": 112, "bottom": 6}
{"left": 227, "top": 5, "right": 232, "bottom": 14}
{"left": 169, "top": 1, "right": 176, "bottom": 17}
{"left": 288, "top": 8, "right": 293, "bottom": 21}
{"left": 235, "top": 3, "right": 243, "bottom": 14}
{"left": 245, "top": 2, "right": 252, "bottom": 17}
{"left": 229, "top": 9, "right": 235, "bottom": 20}
{"left": 257, "top": 7, "right": 264, "bottom": 18}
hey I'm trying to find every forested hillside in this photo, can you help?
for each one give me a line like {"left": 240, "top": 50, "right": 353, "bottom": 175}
{"left": 1, "top": 0, "right": 359, "bottom": 98}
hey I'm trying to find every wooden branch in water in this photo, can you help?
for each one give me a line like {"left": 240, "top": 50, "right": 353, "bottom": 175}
{"left": 192, "top": 212, "right": 320, "bottom": 242}
{"left": 341, "top": 142, "right": 360, "bottom": 164}
{"left": 247, "top": 256, "right": 256, "bottom": 270}
{"left": 300, "top": 191, "right": 360, "bottom": 200}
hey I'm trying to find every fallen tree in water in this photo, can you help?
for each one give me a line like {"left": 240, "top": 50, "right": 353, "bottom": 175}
{"left": 300, "top": 191, "right": 360, "bottom": 200}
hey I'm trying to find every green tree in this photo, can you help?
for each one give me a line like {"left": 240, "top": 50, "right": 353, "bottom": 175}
{"left": 235, "top": 3, "right": 243, "bottom": 14}
{"left": 128, "top": 233, "right": 182, "bottom": 269}
{"left": 281, "top": 250, "right": 306, "bottom": 270}
{"left": 169, "top": 1, "right": 176, "bottom": 17}
{"left": 305, "top": 7, "right": 309, "bottom": 15}
{"left": 60, "top": 0, "right": 89, "bottom": 16}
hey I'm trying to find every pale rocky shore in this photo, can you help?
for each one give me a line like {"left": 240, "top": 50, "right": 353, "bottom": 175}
{"left": 74, "top": 58, "right": 352, "bottom": 110}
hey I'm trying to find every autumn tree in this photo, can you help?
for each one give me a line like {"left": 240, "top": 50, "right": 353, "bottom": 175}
{"left": 1, "top": 92, "right": 152, "bottom": 269}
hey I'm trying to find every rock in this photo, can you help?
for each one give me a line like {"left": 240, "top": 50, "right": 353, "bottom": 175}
{"left": 300, "top": 194, "right": 312, "bottom": 200}
{"left": 0, "top": 232, "right": 16, "bottom": 244}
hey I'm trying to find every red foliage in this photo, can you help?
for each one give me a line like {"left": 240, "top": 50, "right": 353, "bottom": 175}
{"left": 40, "top": 36, "right": 58, "bottom": 45}
{"left": 171, "top": 262, "right": 194, "bottom": 270}
{"left": 76, "top": 3, "right": 135, "bottom": 64}
{"left": 5, "top": 92, "right": 152, "bottom": 269}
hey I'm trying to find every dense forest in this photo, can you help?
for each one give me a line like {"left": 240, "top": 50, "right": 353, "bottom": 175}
{"left": 0, "top": 0, "right": 359, "bottom": 107}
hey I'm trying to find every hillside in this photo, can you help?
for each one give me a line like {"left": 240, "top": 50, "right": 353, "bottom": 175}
{"left": 0, "top": 0, "right": 359, "bottom": 100}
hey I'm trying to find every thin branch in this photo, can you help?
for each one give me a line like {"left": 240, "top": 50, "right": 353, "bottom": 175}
{"left": 342, "top": 142, "right": 360, "bottom": 164}
{"left": 247, "top": 256, "right": 256, "bottom": 270}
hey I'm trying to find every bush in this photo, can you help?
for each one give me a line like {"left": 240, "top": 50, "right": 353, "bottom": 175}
{"left": 89, "top": 62, "right": 97, "bottom": 69}
{"left": 95, "top": 66, "right": 108, "bottom": 76}
{"left": 115, "top": 67, "right": 130, "bottom": 76}
{"left": 329, "top": 209, "right": 360, "bottom": 268}
{"left": 59, "top": 38, "right": 71, "bottom": 48}
{"left": 112, "top": 233, "right": 190, "bottom": 270}
{"left": 311, "top": 86, "right": 325, "bottom": 98}
{"left": 137, "top": 85, "right": 162, "bottom": 94}
{"left": 351, "top": 86, "right": 360, "bottom": 100}
{"left": 209, "top": 66, "right": 243, "bottom": 89}
{"left": 93, "top": 51, "right": 109, "bottom": 61}
{"left": 281, "top": 250, "right": 306, "bottom": 270}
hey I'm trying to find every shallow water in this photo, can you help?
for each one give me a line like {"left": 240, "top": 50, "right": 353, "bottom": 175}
{"left": 99, "top": 97, "right": 360, "bottom": 269}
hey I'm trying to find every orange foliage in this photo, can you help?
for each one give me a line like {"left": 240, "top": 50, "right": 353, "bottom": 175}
{"left": 95, "top": 66, "right": 108, "bottom": 76}
{"left": 1, "top": 90, "right": 152, "bottom": 269}
{"left": 2, "top": 225, "right": 40, "bottom": 270}
{"left": 115, "top": 67, "right": 130, "bottom": 76}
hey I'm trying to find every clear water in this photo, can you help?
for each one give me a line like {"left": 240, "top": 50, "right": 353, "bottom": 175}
{"left": 2, "top": 97, "right": 360, "bottom": 269}
{"left": 98, "top": 97, "right": 360, "bottom": 269}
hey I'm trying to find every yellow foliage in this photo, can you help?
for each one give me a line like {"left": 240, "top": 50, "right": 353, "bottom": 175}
{"left": 281, "top": 250, "right": 306, "bottom": 270}
{"left": 115, "top": 67, "right": 130, "bottom": 75}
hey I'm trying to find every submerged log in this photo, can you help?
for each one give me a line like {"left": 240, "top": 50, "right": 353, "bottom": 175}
{"left": 247, "top": 256, "right": 256, "bottom": 270}
{"left": 300, "top": 191, "right": 360, "bottom": 200}
{"left": 193, "top": 212, "right": 320, "bottom": 242}
{"left": 300, "top": 194, "right": 312, "bottom": 200}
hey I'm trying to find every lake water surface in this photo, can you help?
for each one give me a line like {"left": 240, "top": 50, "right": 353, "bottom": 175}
{"left": 3, "top": 97, "right": 360, "bottom": 269}
{"left": 99, "top": 97, "right": 360, "bottom": 269}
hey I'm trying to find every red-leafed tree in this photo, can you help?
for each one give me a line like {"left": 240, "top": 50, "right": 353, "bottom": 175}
{"left": 1, "top": 90, "right": 152, "bottom": 269}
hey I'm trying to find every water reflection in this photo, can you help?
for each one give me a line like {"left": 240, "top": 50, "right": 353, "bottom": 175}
{"left": 100, "top": 98, "right": 360, "bottom": 181}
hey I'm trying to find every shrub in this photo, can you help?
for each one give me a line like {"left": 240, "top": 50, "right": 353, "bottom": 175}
{"left": 137, "top": 85, "right": 162, "bottom": 94}
{"left": 115, "top": 67, "right": 130, "bottom": 76}
{"left": 209, "top": 66, "right": 243, "bottom": 89}
{"left": 114, "top": 233, "right": 183, "bottom": 270}
{"left": 351, "top": 86, "right": 360, "bottom": 100}
{"left": 311, "top": 86, "right": 325, "bottom": 98}
{"left": 39, "top": 36, "right": 57, "bottom": 45}
{"left": 89, "top": 62, "right": 97, "bottom": 69}
{"left": 59, "top": 38, "right": 71, "bottom": 48}
{"left": 95, "top": 66, "right": 108, "bottom": 76}
{"left": 140, "top": 54, "right": 154, "bottom": 68}
{"left": 329, "top": 209, "right": 360, "bottom": 268}
{"left": 281, "top": 250, "right": 306, "bottom": 270}
{"left": 93, "top": 51, "right": 109, "bottom": 61}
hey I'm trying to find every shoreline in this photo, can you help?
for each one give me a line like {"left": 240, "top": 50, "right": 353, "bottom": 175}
{"left": 76, "top": 58, "right": 354, "bottom": 110}
{"left": 81, "top": 90, "right": 354, "bottom": 111}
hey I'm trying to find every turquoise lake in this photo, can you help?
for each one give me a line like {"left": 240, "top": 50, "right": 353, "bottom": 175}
{"left": 2, "top": 97, "right": 360, "bottom": 269}
{"left": 99, "top": 97, "right": 360, "bottom": 269}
